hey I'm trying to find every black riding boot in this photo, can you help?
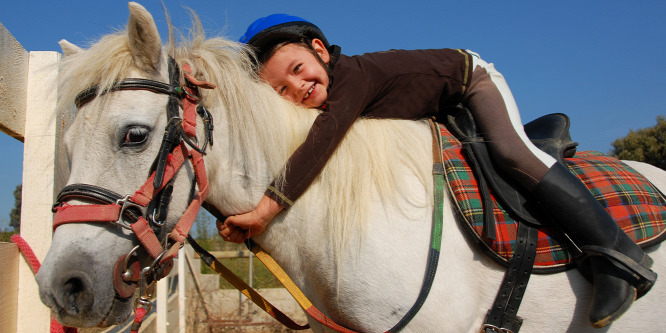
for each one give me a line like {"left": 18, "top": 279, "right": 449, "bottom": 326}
{"left": 533, "top": 162, "right": 657, "bottom": 327}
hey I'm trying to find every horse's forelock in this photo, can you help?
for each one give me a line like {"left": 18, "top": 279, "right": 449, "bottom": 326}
{"left": 57, "top": 32, "right": 144, "bottom": 115}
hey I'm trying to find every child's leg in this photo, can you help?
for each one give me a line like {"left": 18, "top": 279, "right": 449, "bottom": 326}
{"left": 463, "top": 54, "right": 656, "bottom": 327}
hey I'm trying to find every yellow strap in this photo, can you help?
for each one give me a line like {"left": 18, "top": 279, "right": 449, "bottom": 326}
{"left": 186, "top": 236, "right": 309, "bottom": 330}
{"left": 247, "top": 241, "right": 363, "bottom": 333}
{"left": 250, "top": 243, "right": 314, "bottom": 309}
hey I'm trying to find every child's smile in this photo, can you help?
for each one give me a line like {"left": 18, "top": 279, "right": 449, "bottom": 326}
{"left": 259, "top": 41, "right": 330, "bottom": 108}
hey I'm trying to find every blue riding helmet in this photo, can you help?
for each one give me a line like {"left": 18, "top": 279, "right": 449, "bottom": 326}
{"left": 240, "top": 14, "right": 330, "bottom": 63}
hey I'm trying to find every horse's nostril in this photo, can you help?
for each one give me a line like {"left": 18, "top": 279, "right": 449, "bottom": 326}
{"left": 56, "top": 274, "right": 95, "bottom": 316}
{"left": 64, "top": 277, "right": 84, "bottom": 294}
{"left": 63, "top": 278, "right": 84, "bottom": 314}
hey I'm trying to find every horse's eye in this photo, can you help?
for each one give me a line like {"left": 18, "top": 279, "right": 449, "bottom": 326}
{"left": 122, "top": 126, "right": 150, "bottom": 146}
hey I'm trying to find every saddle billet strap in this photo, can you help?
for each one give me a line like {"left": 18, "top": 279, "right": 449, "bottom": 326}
{"left": 482, "top": 223, "right": 539, "bottom": 333}
{"left": 460, "top": 138, "right": 497, "bottom": 240}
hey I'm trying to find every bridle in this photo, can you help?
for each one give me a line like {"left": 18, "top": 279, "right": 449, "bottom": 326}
{"left": 51, "top": 57, "right": 215, "bottom": 321}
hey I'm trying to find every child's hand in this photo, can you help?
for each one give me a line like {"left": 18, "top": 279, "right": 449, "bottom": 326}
{"left": 216, "top": 195, "right": 282, "bottom": 243}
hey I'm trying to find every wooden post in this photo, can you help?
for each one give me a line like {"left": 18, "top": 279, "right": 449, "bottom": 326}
{"left": 0, "top": 23, "right": 28, "bottom": 141}
{"left": 0, "top": 242, "right": 19, "bottom": 333}
{"left": 157, "top": 278, "right": 168, "bottom": 333}
{"left": 178, "top": 248, "right": 186, "bottom": 333}
{"left": 17, "top": 50, "right": 61, "bottom": 333}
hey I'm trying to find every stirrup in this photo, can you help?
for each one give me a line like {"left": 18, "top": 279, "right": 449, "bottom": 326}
{"left": 578, "top": 245, "right": 657, "bottom": 297}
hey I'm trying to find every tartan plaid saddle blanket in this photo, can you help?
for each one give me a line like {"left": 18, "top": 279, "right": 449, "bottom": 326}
{"left": 435, "top": 122, "right": 666, "bottom": 274}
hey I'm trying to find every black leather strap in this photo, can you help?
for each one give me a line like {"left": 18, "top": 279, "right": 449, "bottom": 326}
{"left": 53, "top": 183, "right": 142, "bottom": 222}
{"left": 461, "top": 136, "right": 497, "bottom": 240}
{"left": 75, "top": 78, "right": 182, "bottom": 108}
{"left": 153, "top": 117, "right": 183, "bottom": 188}
{"left": 55, "top": 183, "right": 124, "bottom": 205}
{"left": 483, "top": 223, "right": 539, "bottom": 333}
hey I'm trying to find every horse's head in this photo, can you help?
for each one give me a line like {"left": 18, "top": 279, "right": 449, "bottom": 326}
{"left": 35, "top": 2, "right": 212, "bottom": 327}
{"left": 35, "top": 1, "right": 379, "bottom": 327}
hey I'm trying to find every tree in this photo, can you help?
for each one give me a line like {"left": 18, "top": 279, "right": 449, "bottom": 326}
{"left": 611, "top": 116, "right": 666, "bottom": 170}
{"left": 9, "top": 184, "right": 22, "bottom": 232}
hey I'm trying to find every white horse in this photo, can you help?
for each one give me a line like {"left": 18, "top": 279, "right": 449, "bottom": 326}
{"left": 35, "top": 3, "right": 666, "bottom": 332}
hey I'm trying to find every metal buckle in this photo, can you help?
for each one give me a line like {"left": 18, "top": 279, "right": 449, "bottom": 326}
{"left": 181, "top": 85, "right": 200, "bottom": 101}
{"left": 480, "top": 324, "right": 513, "bottom": 333}
{"left": 135, "top": 268, "right": 155, "bottom": 312}
{"left": 151, "top": 208, "right": 166, "bottom": 227}
{"left": 121, "top": 245, "right": 142, "bottom": 282}
{"left": 114, "top": 196, "right": 146, "bottom": 229}
{"left": 134, "top": 249, "right": 166, "bottom": 311}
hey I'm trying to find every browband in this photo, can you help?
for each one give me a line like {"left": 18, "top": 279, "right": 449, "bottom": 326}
{"left": 75, "top": 78, "right": 183, "bottom": 108}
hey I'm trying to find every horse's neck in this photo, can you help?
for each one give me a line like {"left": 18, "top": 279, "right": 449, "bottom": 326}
{"left": 203, "top": 82, "right": 316, "bottom": 215}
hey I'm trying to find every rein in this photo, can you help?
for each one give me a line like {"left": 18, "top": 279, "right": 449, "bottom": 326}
{"left": 52, "top": 58, "right": 213, "bottom": 332}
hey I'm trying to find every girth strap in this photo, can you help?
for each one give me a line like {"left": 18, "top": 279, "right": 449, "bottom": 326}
{"left": 482, "top": 223, "right": 538, "bottom": 333}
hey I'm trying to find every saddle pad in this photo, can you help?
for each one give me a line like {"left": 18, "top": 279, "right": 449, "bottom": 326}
{"left": 436, "top": 123, "right": 666, "bottom": 273}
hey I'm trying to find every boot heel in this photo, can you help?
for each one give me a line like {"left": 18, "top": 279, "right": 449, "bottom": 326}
{"left": 588, "top": 257, "right": 638, "bottom": 328}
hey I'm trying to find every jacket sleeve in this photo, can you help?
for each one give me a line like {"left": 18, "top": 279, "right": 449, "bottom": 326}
{"left": 266, "top": 64, "right": 374, "bottom": 207}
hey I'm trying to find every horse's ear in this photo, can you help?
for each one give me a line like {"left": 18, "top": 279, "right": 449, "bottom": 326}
{"left": 127, "top": 2, "right": 161, "bottom": 71}
{"left": 59, "top": 39, "right": 83, "bottom": 57}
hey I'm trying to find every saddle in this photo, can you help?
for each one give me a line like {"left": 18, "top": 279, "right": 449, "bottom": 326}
{"left": 440, "top": 107, "right": 666, "bottom": 272}
{"left": 438, "top": 108, "right": 666, "bottom": 332}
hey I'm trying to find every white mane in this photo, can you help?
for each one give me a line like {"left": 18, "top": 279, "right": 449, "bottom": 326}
{"left": 57, "top": 14, "right": 434, "bottom": 252}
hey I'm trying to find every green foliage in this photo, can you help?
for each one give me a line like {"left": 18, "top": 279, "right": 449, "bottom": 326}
{"left": 611, "top": 116, "right": 666, "bottom": 170}
{"left": 192, "top": 234, "right": 281, "bottom": 289}
{"left": 189, "top": 210, "right": 281, "bottom": 289}
{"left": 9, "top": 184, "right": 21, "bottom": 232}
{"left": 0, "top": 230, "right": 17, "bottom": 243}
{"left": 217, "top": 255, "right": 282, "bottom": 289}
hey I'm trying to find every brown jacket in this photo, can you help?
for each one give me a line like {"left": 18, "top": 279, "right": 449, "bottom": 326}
{"left": 266, "top": 48, "right": 474, "bottom": 207}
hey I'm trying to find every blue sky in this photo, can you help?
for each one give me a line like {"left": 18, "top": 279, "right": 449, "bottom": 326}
{"left": 1, "top": 1, "right": 664, "bottom": 230}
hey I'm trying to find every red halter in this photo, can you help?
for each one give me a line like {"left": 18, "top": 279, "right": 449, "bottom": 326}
{"left": 51, "top": 60, "right": 214, "bottom": 322}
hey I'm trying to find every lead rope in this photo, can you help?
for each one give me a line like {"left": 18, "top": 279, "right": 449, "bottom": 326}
{"left": 10, "top": 235, "right": 79, "bottom": 333}
{"left": 130, "top": 307, "right": 147, "bottom": 333}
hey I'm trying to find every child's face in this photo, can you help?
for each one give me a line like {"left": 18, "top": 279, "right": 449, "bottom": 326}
{"left": 259, "top": 39, "right": 330, "bottom": 108}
